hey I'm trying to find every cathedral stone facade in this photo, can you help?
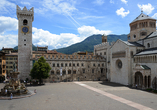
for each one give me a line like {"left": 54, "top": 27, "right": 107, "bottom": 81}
{"left": 94, "top": 12, "right": 157, "bottom": 89}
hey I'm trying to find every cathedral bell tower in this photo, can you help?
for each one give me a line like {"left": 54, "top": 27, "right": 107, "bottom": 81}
{"left": 102, "top": 34, "right": 107, "bottom": 43}
{"left": 16, "top": 5, "right": 34, "bottom": 80}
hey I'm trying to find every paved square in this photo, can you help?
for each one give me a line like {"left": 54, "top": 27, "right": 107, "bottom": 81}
{"left": 0, "top": 81, "right": 156, "bottom": 110}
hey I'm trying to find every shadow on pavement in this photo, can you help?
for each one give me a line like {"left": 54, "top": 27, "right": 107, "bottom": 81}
{"left": 26, "top": 83, "right": 45, "bottom": 87}
{"left": 99, "top": 81, "right": 126, "bottom": 87}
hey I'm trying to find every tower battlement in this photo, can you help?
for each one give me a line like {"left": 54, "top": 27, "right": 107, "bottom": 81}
{"left": 16, "top": 5, "right": 34, "bottom": 21}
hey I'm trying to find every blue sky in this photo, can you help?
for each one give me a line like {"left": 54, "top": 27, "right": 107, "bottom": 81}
{"left": 0, "top": 0, "right": 157, "bottom": 50}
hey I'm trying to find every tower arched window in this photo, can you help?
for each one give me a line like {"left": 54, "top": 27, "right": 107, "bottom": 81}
{"left": 23, "top": 19, "right": 28, "bottom": 25}
{"left": 141, "top": 32, "right": 147, "bottom": 36}
{"left": 134, "top": 35, "right": 136, "bottom": 38}
{"left": 147, "top": 43, "right": 150, "bottom": 48}
{"left": 128, "top": 36, "right": 130, "bottom": 40}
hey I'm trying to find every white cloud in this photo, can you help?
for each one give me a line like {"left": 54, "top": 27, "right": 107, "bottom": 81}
{"left": 152, "top": 13, "right": 157, "bottom": 19}
{"left": 33, "top": 26, "right": 112, "bottom": 49}
{"left": 37, "top": 0, "right": 77, "bottom": 15}
{"left": 137, "top": 3, "right": 154, "bottom": 15}
{"left": 0, "top": 34, "right": 17, "bottom": 49}
{"left": 0, "top": 0, "right": 16, "bottom": 15}
{"left": 0, "top": 16, "right": 18, "bottom": 34}
{"left": 116, "top": 7, "right": 130, "bottom": 18}
{"left": 32, "top": 27, "right": 81, "bottom": 48}
{"left": 78, "top": 25, "right": 112, "bottom": 38}
{"left": 110, "top": 0, "right": 114, "bottom": 4}
{"left": 21, "top": 2, "right": 31, "bottom": 6}
{"left": 93, "top": 0, "right": 104, "bottom": 5}
{"left": 121, "top": 0, "right": 128, "bottom": 4}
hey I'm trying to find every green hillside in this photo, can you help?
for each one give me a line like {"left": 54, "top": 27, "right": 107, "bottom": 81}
{"left": 13, "top": 34, "right": 127, "bottom": 54}
{"left": 56, "top": 34, "right": 127, "bottom": 54}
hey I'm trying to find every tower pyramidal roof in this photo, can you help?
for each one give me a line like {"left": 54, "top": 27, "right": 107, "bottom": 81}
{"left": 131, "top": 12, "right": 156, "bottom": 24}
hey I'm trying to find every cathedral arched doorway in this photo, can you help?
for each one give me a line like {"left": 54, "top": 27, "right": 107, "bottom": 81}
{"left": 135, "top": 72, "right": 143, "bottom": 87}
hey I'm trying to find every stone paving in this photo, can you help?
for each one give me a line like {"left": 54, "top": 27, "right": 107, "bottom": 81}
{"left": 0, "top": 81, "right": 156, "bottom": 110}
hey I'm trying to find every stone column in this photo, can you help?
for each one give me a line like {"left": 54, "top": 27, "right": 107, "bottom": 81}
{"left": 133, "top": 74, "right": 135, "bottom": 87}
{"left": 143, "top": 76, "right": 145, "bottom": 89}
{"left": 146, "top": 76, "right": 148, "bottom": 88}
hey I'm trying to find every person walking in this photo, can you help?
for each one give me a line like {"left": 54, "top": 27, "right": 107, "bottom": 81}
{"left": 10, "top": 93, "right": 13, "bottom": 100}
{"left": 5, "top": 89, "right": 7, "bottom": 96}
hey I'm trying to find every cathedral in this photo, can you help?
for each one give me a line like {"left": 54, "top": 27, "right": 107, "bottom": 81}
{"left": 94, "top": 11, "right": 157, "bottom": 89}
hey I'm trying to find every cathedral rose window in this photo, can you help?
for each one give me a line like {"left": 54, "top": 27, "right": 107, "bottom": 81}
{"left": 116, "top": 59, "right": 122, "bottom": 69}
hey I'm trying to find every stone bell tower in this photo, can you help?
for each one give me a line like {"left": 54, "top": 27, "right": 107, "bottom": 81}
{"left": 102, "top": 34, "right": 107, "bottom": 43}
{"left": 16, "top": 5, "right": 34, "bottom": 80}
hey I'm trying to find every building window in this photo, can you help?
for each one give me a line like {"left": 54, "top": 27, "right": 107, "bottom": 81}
{"left": 73, "top": 63, "right": 75, "bottom": 66}
{"left": 98, "top": 64, "right": 100, "bottom": 67}
{"left": 102, "top": 63, "right": 104, "bottom": 67}
{"left": 69, "top": 63, "right": 71, "bottom": 67}
{"left": 3, "top": 70, "right": 5, "bottom": 73}
{"left": 68, "top": 70, "right": 71, "bottom": 74}
{"left": 100, "top": 53, "right": 102, "bottom": 55}
{"left": 10, "top": 58, "right": 13, "bottom": 60}
{"left": 53, "top": 63, "right": 55, "bottom": 67}
{"left": 82, "top": 63, "right": 84, "bottom": 67}
{"left": 57, "top": 70, "right": 60, "bottom": 75}
{"left": 134, "top": 35, "right": 136, "bottom": 38}
{"left": 6, "top": 66, "right": 8, "bottom": 68}
{"left": 93, "top": 63, "right": 95, "bottom": 67}
{"left": 92, "top": 69, "right": 94, "bottom": 73}
{"left": 63, "top": 70, "right": 66, "bottom": 75}
{"left": 73, "top": 70, "right": 76, "bottom": 74}
{"left": 24, "top": 39, "right": 26, "bottom": 41}
{"left": 57, "top": 63, "right": 59, "bottom": 67}
{"left": 77, "top": 63, "right": 79, "bottom": 66}
{"left": 24, "top": 44, "right": 26, "bottom": 46}
{"left": 147, "top": 43, "right": 150, "bottom": 48}
{"left": 51, "top": 71, "right": 54, "bottom": 75}
{"left": 61, "top": 63, "right": 63, "bottom": 67}
{"left": 83, "top": 69, "right": 85, "bottom": 73}
{"left": 65, "top": 63, "right": 67, "bottom": 67}
{"left": 104, "top": 52, "right": 106, "bottom": 55}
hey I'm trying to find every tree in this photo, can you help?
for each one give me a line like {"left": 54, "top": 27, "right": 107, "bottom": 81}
{"left": 30, "top": 56, "right": 51, "bottom": 84}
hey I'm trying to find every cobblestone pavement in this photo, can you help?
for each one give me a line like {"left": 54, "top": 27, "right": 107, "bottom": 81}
{"left": 0, "top": 81, "right": 156, "bottom": 110}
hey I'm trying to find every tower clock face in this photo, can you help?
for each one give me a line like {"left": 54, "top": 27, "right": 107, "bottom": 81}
{"left": 22, "top": 27, "right": 28, "bottom": 33}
